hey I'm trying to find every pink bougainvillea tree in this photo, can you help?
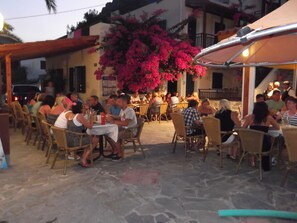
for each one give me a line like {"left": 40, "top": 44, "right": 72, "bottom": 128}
{"left": 94, "top": 10, "right": 206, "bottom": 92}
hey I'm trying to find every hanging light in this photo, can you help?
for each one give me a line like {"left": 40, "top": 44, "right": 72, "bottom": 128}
{"left": 242, "top": 48, "right": 249, "bottom": 57}
{"left": 0, "top": 13, "right": 4, "bottom": 31}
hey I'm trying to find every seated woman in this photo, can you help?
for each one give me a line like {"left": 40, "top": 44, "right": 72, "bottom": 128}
{"left": 148, "top": 92, "right": 163, "bottom": 120}
{"left": 282, "top": 97, "right": 297, "bottom": 126}
{"left": 39, "top": 95, "right": 55, "bottom": 117}
{"left": 215, "top": 99, "right": 241, "bottom": 159}
{"left": 197, "top": 98, "right": 216, "bottom": 117}
{"left": 66, "top": 103, "right": 99, "bottom": 167}
{"left": 47, "top": 96, "right": 66, "bottom": 124}
{"left": 243, "top": 102, "right": 279, "bottom": 170}
{"left": 24, "top": 92, "right": 36, "bottom": 112}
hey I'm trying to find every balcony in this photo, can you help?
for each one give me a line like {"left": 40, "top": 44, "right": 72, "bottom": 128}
{"left": 190, "top": 33, "right": 217, "bottom": 48}
{"left": 198, "top": 88, "right": 241, "bottom": 101}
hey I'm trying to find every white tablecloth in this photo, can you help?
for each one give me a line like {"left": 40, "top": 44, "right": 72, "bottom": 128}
{"left": 87, "top": 123, "right": 118, "bottom": 142}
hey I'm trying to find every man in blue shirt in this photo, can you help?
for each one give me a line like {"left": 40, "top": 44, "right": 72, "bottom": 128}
{"left": 109, "top": 94, "right": 121, "bottom": 116}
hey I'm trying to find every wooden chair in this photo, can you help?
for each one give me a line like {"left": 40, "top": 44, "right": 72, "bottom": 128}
{"left": 236, "top": 128, "right": 275, "bottom": 180}
{"left": 51, "top": 126, "right": 93, "bottom": 175}
{"left": 281, "top": 127, "right": 297, "bottom": 186}
{"left": 136, "top": 104, "right": 149, "bottom": 122}
{"left": 11, "top": 101, "right": 24, "bottom": 132}
{"left": 22, "top": 105, "right": 29, "bottom": 113}
{"left": 176, "top": 102, "right": 188, "bottom": 110}
{"left": 32, "top": 115, "right": 45, "bottom": 149}
{"left": 24, "top": 112, "right": 38, "bottom": 145}
{"left": 121, "top": 118, "right": 145, "bottom": 158}
{"left": 39, "top": 112, "right": 47, "bottom": 122}
{"left": 157, "top": 103, "right": 168, "bottom": 123}
{"left": 171, "top": 113, "right": 204, "bottom": 158}
{"left": 202, "top": 116, "right": 239, "bottom": 167}
{"left": 41, "top": 120, "right": 57, "bottom": 164}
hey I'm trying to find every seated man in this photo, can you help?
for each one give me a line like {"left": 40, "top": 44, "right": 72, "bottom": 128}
{"left": 89, "top": 95, "right": 105, "bottom": 114}
{"left": 183, "top": 99, "right": 202, "bottom": 136}
{"left": 106, "top": 94, "right": 137, "bottom": 160}
{"left": 265, "top": 90, "right": 286, "bottom": 119}
{"left": 108, "top": 94, "right": 121, "bottom": 116}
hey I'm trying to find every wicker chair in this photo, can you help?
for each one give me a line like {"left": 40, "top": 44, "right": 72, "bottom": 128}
{"left": 281, "top": 127, "right": 297, "bottom": 186}
{"left": 176, "top": 102, "right": 188, "bottom": 110}
{"left": 236, "top": 128, "right": 275, "bottom": 180}
{"left": 136, "top": 104, "right": 149, "bottom": 122}
{"left": 41, "top": 120, "right": 57, "bottom": 164}
{"left": 22, "top": 105, "right": 29, "bottom": 113}
{"left": 51, "top": 126, "right": 93, "bottom": 175}
{"left": 11, "top": 101, "right": 25, "bottom": 132}
{"left": 32, "top": 115, "right": 44, "bottom": 149}
{"left": 24, "top": 112, "right": 38, "bottom": 145}
{"left": 121, "top": 118, "right": 145, "bottom": 158}
{"left": 171, "top": 113, "right": 204, "bottom": 158}
{"left": 157, "top": 103, "right": 168, "bottom": 123}
{"left": 202, "top": 116, "right": 239, "bottom": 167}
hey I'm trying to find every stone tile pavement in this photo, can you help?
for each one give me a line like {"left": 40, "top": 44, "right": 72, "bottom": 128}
{"left": 0, "top": 121, "right": 297, "bottom": 223}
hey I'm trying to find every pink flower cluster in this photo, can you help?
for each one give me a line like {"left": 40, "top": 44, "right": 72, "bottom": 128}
{"left": 95, "top": 10, "right": 206, "bottom": 91}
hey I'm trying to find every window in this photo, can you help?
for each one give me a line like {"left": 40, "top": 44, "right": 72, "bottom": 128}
{"left": 212, "top": 72, "right": 223, "bottom": 89}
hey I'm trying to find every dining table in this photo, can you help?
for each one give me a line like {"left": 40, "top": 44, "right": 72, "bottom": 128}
{"left": 86, "top": 123, "right": 118, "bottom": 143}
{"left": 86, "top": 123, "right": 119, "bottom": 158}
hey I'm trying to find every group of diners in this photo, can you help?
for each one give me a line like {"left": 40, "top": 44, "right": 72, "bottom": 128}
{"left": 182, "top": 93, "right": 297, "bottom": 169}
{"left": 118, "top": 90, "right": 201, "bottom": 121}
{"left": 24, "top": 91, "right": 138, "bottom": 167}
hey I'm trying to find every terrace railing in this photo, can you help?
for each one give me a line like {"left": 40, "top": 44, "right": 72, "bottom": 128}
{"left": 198, "top": 88, "right": 241, "bottom": 101}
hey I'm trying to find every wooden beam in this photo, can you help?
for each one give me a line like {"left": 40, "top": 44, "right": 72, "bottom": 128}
{"left": 5, "top": 55, "right": 12, "bottom": 106}
{"left": 243, "top": 67, "right": 250, "bottom": 117}
{"left": 0, "top": 62, "right": 2, "bottom": 107}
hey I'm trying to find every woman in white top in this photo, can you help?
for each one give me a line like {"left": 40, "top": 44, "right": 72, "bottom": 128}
{"left": 282, "top": 97, "right": 297, "bottom": 126}
{"left": 67, "top": 103, "right": 98, "bottom": 167}
{"left": 54, "top": 97, "right": 73, "bottom": 128}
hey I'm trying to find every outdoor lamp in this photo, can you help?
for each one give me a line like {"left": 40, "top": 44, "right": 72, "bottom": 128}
{"left": 0, "top": 13, "right": 4, "bottom": 31}
{"left": 242, "top": 48, "right": 249, "bottom": 57}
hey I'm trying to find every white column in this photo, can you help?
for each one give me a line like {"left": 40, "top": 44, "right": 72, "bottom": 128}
{"left": 177, "top": 72, "right": 187, "bottom": 98}
{"left": 241, "top": 67, "right": 256, "bottom": 117}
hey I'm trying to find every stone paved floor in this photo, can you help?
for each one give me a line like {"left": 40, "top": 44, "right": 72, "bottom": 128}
{"left": 0, "top": 121, "right": 297, "bottom": 223}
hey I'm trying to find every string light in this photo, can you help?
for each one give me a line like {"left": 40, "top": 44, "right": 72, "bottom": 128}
{"left": 6, "top": 4, "right": 107, "bottom": 21}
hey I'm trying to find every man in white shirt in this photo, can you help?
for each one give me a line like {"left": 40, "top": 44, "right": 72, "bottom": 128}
{"left": 106, "top": 94, "right": 137, "bottom": 160}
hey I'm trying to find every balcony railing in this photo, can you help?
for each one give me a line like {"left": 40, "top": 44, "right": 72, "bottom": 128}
{"left": 190, "top": 33, "right": 217, "bottom": 48}
{"left": 198, "top": 88, "right": 241, "bottom": 101}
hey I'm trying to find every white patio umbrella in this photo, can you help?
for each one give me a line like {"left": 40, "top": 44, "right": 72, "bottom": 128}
{"left": 194, "top": 0, "right": 297, "bottom": 68}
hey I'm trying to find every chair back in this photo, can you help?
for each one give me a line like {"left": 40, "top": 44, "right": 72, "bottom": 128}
{"left": 23, "top": 105, "right": 29, "bottom": 113}
{"left": 176, "top": 102, "right": 188, "bottom": 109}
{"left": 14, "top": 102, "right": 24, "bottom": 120}
{"left": 11, "top": 102, "right": 18, "bottom": 119}
{"left": 51, "top": 126, "right": 68, "bottom": 150}
{"left": 171, "top": 113, "right": 187, "bottom": 138}
{"left": 159, "top": 103, "right": 168, "bottom": 115}
{"left": 139, "top": 104, "right": 149, "bottom": 116}
{"left": 202, "top": 116, "right": 221, "bottom": 145}
{"left": 38, "top": 112, "right": 47, "bottom": 122}
{"left": 32, "top": 115, "right": 42, "bottom": 133}
{"left": 24, "top": 112, "right": 33, "bottom": 128}
{"left": 135, "top": 118, "right": 145, "bottom": 138}
{"left": 282, "top": 127, "right": 297, "bottom": 162}
{"left": 41, "top": 120, "right": 53, "bottom": 144}
{"left": 236, "top": 128, "right": 265, "bottom": 154}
